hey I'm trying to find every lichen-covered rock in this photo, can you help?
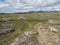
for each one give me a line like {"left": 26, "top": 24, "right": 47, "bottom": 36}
{"left": 11, "top": 31, "right": 39, "bottom": 45}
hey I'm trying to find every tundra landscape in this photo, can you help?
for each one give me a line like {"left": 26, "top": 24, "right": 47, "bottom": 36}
{"left": 0, "top": 12, "right": 60, "bottom": 45}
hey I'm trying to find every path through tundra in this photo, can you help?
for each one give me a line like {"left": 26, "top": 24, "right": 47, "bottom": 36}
{"left": 34, "top": 23, "right": 60, "bottom": 45}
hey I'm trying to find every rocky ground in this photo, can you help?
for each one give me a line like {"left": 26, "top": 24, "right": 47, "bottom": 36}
{"left": 10, "top": 23, "right": 60, "bottom": 45}
{"left": 11, "top": 31, "right": 38, "bottom": 45}
{"left": 34, "top": 23, "right": 60, "bottom": 45}
{"left": 0, "top": 12, "right": 60, "bottom": 45}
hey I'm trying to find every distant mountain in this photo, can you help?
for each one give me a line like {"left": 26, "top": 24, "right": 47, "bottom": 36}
{"left": 0, "top": 11, "right": 59, "bottom": 14}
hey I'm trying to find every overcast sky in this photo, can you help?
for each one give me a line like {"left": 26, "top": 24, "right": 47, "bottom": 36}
{"left": 0, "top": 0, "right": 60, "bottom": 13}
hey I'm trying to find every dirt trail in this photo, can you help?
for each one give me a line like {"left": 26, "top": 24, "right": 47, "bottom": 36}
{"left": 34, "top": 23, "right": 54, "bottom": 45}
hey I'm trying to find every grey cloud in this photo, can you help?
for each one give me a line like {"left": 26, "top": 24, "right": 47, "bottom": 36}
{"left": 0, "top": 0, "right": 60, "bottom": 13}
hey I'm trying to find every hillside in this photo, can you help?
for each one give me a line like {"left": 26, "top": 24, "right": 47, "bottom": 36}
{"left": 0, "top": 12, "right": 60, "bottom": 45}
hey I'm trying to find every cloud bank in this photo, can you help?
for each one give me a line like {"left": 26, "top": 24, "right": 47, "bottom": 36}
{"left": 0, "top": 0, "right": 60, "bottom": 13}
